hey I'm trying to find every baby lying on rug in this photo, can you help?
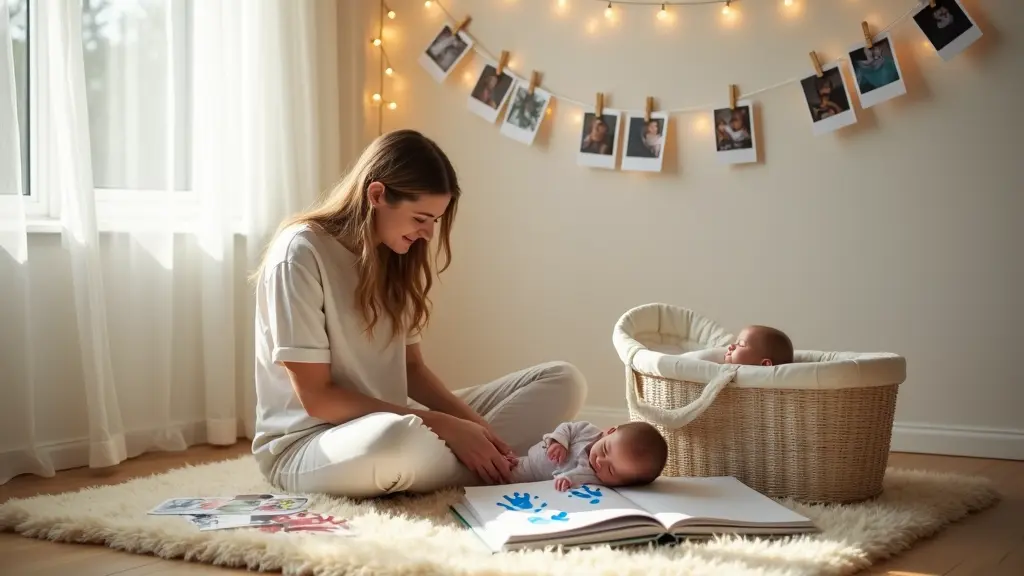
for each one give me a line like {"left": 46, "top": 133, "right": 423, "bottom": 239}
{"left": 508, "top": 421, "right": 668, "bottom": 491}
{"left": 723, "top": 325, "right": 794, "bottom": 366}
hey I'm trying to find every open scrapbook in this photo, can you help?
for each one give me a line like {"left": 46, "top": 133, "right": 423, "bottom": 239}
{"left": 450, "top": 476, "right": 817, "bottom": 552}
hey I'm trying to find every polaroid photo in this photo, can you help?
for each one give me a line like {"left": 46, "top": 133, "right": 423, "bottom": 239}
{"left": 418, "top": 24, "right": 474, "bottom": 83}
{"left": 712, "top": 101, "right": 757, "bottom": 165}
{"left": 912, "top": 0, "right": 982, "bottom": 61}
{"left": 799, "top": 62, "right": 858, "bottom": 135}
{"left": 577, "top": 109, "right": 622, "bottom": 170}
{"left": 466, "top": 61, "right": 516, "bottom": 124}
{"left": 847, "top": 34, "right": 907, "bottom": 109}
{"left": 621, "top": 112, "right": 669, "bottom": 172}
{"left": 500, "top": 82, "right": 553, "bottom": 146}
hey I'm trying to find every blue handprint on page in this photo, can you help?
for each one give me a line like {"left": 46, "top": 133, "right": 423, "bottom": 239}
{"left": 527, "top": 511, "right": 570, "bottom": 524}
{"left": 496, "top": 492, "right": 548, "bottom": 513}
{"left": 567, "top": 484, "right": 604, "bottom": 504}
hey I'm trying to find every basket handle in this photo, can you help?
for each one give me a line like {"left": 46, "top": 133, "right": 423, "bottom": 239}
{"left": 623, "top": 347, "right": 739, "bottom": 429}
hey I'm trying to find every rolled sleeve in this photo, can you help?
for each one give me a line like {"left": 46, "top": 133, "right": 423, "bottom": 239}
{"left": 264, "top": 261, "right": 332, "bottom": 365}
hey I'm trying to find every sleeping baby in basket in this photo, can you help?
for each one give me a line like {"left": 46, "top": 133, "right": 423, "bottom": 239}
{"left": 724, "top": 324, "right": 794, "bottom": 366}
{"left": 507, "top": 420, "right": 668, "bottom": 491}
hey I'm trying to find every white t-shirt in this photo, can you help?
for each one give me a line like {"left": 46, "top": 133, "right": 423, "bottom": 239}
{"left": 251, "top": 224, "right": 419, "bottom": 467}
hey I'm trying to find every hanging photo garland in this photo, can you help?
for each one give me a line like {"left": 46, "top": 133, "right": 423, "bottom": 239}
{"left": 372, "top": 0, "right": 986, "bottom": 172}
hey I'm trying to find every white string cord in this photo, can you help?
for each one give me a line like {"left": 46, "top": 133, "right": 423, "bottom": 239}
{"left": 430, "top": 0, "right": 924, "bottom": 113}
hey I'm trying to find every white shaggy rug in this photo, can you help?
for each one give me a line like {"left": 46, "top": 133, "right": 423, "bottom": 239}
{"left": 0, "top": 455, "right": 1000, "bottom": 576}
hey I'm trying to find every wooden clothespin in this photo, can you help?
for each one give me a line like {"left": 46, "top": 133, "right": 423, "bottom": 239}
{"left": 644, "top": 97, "right": 654, "bottom": 122}
{"left": 929, "top": 0, "right": 936, "bottom": 7}
{"left": 595, "top": 93, "right": 605, "bottom": 116}
{"left": 496, "top": 50, "right": 510, "bottom": 76}
{"left": 453, "top": 15, "right": 472, "bottom": 34}
{"left": 861, "top": 21, "right": 874, "bottom": 49}
{"left": 729, "top": 85, "right": 737, "bottom": 110}
{"left": 810, "top": 51, "right": 824, "bottom": 78}
{"left": 527, "top": 71, "right": 541, "bottom": 95}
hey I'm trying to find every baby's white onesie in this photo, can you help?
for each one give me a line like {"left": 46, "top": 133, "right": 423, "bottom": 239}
{"left": 510, "top": 420, "right": 603, "bottom": 486}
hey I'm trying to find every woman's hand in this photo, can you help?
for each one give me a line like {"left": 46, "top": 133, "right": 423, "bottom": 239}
{"left": 427, "top": 413, "right": 516, "bottom": 485}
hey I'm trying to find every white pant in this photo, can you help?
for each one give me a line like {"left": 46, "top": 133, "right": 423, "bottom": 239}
{"left": 263, "top": 361, "right": 587, "bottom": 498}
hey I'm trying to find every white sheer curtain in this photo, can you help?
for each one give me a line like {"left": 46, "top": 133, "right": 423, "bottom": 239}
{"left": 0, "top": 0, "right": 342, "bottom": 484}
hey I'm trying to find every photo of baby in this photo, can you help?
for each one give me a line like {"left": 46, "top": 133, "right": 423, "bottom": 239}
{"left": 913, "top": 0, "right": 982, "bottom": 61}
{"left": 467, "top": 63, "right": 515, "bottom": 123}
{"left": 712, "top": 102, "right": 757, "bottom": 165}
{"left": 847, "top": 34, "right": 907, "bottom": 108}
{"left": 418, "top": 25, "right": 474, "bottom": 83}
{"left": 577, "top": 110, "right": 621, "bottom": 170}
{"left": 622, "top": 113, "right": 668, "bottom": 172}
{"left": 500, "top": 83, "right": 553, "bottom": 146}
{"left": 799, "top": 63, "right": 857, "bottom": 135}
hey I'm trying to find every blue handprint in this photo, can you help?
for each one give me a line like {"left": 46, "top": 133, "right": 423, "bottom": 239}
{"left": 496, "top": 492, "right": 548, "bottom": 513}
{"left": 567, "top": 484, "right": 604, "bottom": 504}
{"left": 527, "top": 511, "right": 571, "bottom": 524}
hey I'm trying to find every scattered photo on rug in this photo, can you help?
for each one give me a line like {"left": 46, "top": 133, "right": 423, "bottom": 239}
{"left": 622, "top": 113, "right": 669, "bottom": 172}
{"left": 467, "top": 61, "right": 515, "bottom": 123}
{"left": 799, "top": 63, "right": 857, "bottom": 135}
{"left": 577, "top": 110, "right": 622, "bottom": 170}
{"left": 148, "top": 494, "right": 309, "bottom": 516}
{"left": 913, "top": 0, "right": 982, "bottom": 61}
{"left": 713, "top": 102, "right": 757, "bottom": 165}
{"left": 418, "top": 24, "right": 474, "bottom": 83}
{"left": 847, "top": 34, "right": 907, "bottom": 109}
{"left": 500, "top": 83, "right": 553, "bottom": 145}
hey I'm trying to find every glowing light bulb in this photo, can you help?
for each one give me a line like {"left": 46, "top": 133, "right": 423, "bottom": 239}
{"left": 387, "top": 9, "right": 396, "bottom": 19}
{"left": 722, "top": 1, "right": 731, "bottom": 15}
{"left": 784, "top": 0, "right": 793, "bottom": 5}
{"left": 387, "top": 101, "right": 397, "bottom": 110}
{"left": 372, "top": 93, "right": 381, "bottom": 102}
{"left": 604, "top": 2, "right": 613, "bottom": 18}
{"left": 424, "top": 0, "right": 432, "bottom": 7}
{"left": 557, "top": 0, "right": 566, "bottom": 7}
{"left": 658, "top": 4, "right": 667, "bottom": 20}
{"left": 385, "top": 67, "right": 394, "bottom": 76}
{"left": 372, "top": 38, "right": 382, "bottom": 46}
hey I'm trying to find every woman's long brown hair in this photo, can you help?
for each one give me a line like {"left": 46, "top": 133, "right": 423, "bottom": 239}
{"left": 252, "top": 129, "right": 460, "bottom": 342}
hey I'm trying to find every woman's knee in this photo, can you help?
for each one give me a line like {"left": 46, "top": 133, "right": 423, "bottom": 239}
{"left": 536, "top": 360, "right": 588, "bottom": 415}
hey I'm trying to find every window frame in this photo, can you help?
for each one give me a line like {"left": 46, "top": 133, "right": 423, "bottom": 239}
{"left": 19, "top": 0, "right": 196, "bottom": 230}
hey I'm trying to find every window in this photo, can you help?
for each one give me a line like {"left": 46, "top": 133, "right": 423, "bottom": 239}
{"left": 10, "top": 0, "right": 192, "bottom": 216}
{"left": 7, "top": 0, "right": 28, "bottom": 196}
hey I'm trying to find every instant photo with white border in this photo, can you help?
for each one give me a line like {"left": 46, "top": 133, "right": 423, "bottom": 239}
{"left": 500, "top": 82, "right": 553, "bottom": 146}
{"left": 847, "top": 33, "right": 907, "bottom": 109}
{"left": 577, "top": 109, "right": 622, "bottom": 170}
{"left": 712, "top": 101, "right": 757, "bottom": 165}
{"left": 466, "top": 60, "right": 516, "bottom": 124}
{"left": 621, "top": 112, "right": 669, "bottom": 172}
{"left": 418, "top": 24, "right": 474, "bottom": 83}
{"left": 800, "top": 62, "right": 858, "bottom": 136}
{"left": 912, "top": 0, "right": 982, "bottom": 62}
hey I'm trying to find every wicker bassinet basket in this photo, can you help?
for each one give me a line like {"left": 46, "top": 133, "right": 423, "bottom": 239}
{"left": 613, "top": 303, "right": 906, "bottom": 504}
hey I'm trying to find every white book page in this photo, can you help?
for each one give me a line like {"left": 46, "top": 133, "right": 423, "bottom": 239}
{"left": 462, "top": 481, "right": 658, "bottom": 539}
{"left": 615, "top": 477, "right": 812, "bottom": 530}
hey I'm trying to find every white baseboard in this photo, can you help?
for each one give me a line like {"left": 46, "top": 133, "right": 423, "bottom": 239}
{"left": 577, "top": 406, "right": 1024, "bottom": 461}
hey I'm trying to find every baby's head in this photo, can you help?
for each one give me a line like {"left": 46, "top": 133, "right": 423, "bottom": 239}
{"left": 725, "top": 325, "right": 793, "bottom": 366}
{"left": 587, "top": 422, "right": 667, "bottom": 487}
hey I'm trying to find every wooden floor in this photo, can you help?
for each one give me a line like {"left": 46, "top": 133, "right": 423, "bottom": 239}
{"left": 0, "top": 447, "right": 1020, "bottom": 575}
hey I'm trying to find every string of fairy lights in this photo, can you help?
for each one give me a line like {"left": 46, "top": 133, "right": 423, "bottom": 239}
{"left": 369, "top": 0, "right": 808, "bottom": 126}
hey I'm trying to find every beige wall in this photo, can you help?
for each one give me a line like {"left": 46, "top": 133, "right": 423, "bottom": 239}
{"left": 379, "top": 0, "right": 1023, "bottom": 458}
